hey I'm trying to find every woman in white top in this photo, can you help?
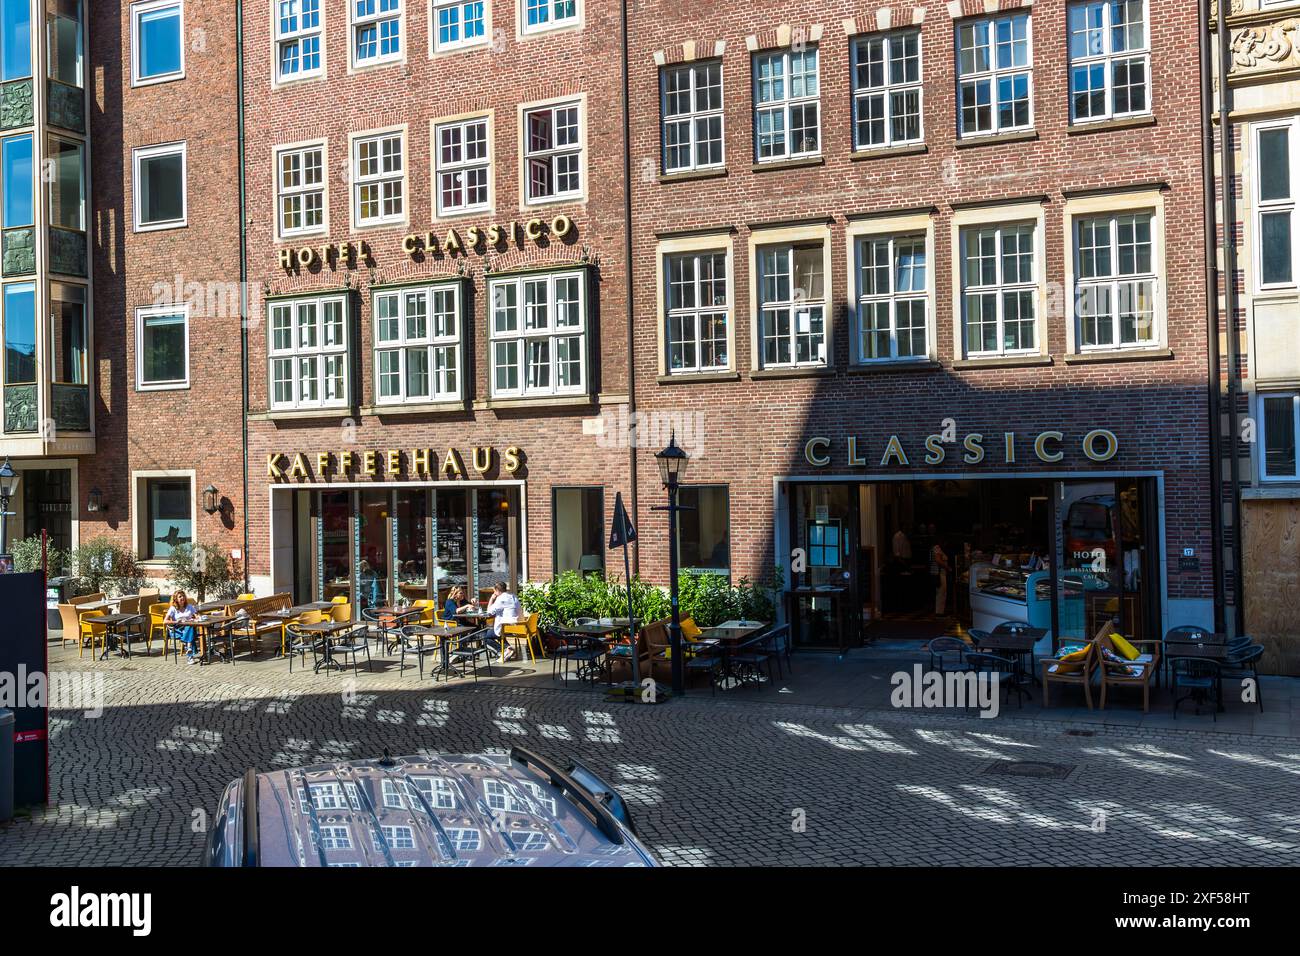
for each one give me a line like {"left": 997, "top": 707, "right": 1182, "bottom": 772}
{"left": 485, "top": 582, "right": 523, "bottom": 660}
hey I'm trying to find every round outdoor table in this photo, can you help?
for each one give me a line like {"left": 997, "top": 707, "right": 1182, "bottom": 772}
{"left": 299, "top": 620, "right": 353, "bottom": 673}
{"left": 406, "top": 623, "right": 475, "bottom": 680}
{"left": 96, "top": 612, "right": 143, "bottom": 660}
{"left": 193, "top": 614, "right": 235, "bottom": 663}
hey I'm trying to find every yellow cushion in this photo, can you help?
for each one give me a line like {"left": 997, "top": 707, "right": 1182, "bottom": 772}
{"left": 1110, "top": 634, "right": 1140, "bottom": 660}
{"left": 680, "top": 617, "right": 702, "bottom": 641}
{"left": 1052, "top": 645, "right": 1089, "bottom": 674}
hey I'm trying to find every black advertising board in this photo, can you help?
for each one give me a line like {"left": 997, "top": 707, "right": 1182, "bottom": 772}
{"left": 0, "top": 571, "right": 49, "bottom": 807}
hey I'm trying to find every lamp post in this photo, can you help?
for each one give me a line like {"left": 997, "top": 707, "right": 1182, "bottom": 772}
{"left": 654, "top": 433, "right": 689, "bottom": 697}
{"left": 0, "top": 458, "right": 19, "bottom": 569}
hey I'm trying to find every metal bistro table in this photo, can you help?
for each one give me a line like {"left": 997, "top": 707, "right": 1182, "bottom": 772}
{"left": 974, "top": 628, "right": 1044, "bottom": 704}
{"left": 369, "top": 605, "right": 422, "bottom": 652}
{"left": 406, "top": 623, "right": 476, "bottom": 680}
{"left": 1165, "top": 642, "right": 1230, "bottom": 712}
{"left": 194, "top": 614, "right": 236, "bottom": 663}
{"left": 695, "top": 622, "right": 767, "bottom": 689}
{"left": 96, "top": 612, "right": 143, "bottom": 660}
{"left": 299, "top": 620, "right": 354, "bottom": 673}
{"left": 557, "top": 623, "right": 625, "bottom": 682}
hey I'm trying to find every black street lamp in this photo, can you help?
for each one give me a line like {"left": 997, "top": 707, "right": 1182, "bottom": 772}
{"left": 0, "top": 457, "right": 19, "bottom": 567}
{"left": 654, "top": 433, "right": 690, "bottom": 696}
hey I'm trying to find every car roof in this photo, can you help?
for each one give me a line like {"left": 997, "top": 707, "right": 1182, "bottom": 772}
{"left": 252, "top": 752, "right": 652, "bottom": 867}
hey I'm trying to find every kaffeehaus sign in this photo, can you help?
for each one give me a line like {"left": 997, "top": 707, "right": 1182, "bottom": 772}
{"left": 267, "top": 445, "right": 523, "bottom": 481}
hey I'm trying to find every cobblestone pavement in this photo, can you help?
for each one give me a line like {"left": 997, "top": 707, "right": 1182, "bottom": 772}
{"left": 1, "top": 646, "right": 1299, "bottom": 866}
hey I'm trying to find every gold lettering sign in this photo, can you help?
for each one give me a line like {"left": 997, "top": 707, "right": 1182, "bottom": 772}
{"left": 805, "top": 437, "right": 831, "bottom": 467}
{"left": 363, "top": 450, "right": 378, "bottom": 476}
{"left": 289, "top": 453, "right": 309, "bottom": 479}
{"left": 1034, "top": 431, "right": 1064, "bottom": 463}
{"left": 881, "top": 436, "right": 909, "bottom": 467}
{"left": 473, "top": 446, "right": 493, "bottom": 475}
{"left": 316, "top": 453, "right": 330, "bottom": 476}
{"left": 503, "top": 446, "right": 522, "bottom": 475}
{"left": 386, "top": 450, "right": 402, "bottom": 475}
{"left": 442, "top": 448, "right": 464, "bottom": 479}
{"left": 924, "top": 435, "right": 945, "bottom": 465}
{"left": 1004, "top": 432, "right": 1016, "bottom": 463}
{"left": 267, "top": 453, "right": 285, "bottom": 478}
{"left": 847, "top": 437, "right": 866, "bottom": 467}
{"left": 340, "top": 450, "right": 355, "bottom": 474}
{"left": 412, "top": 448, "right": 432, "bottom": 477}
{"left": 962, "top": 434, "right": 985, "bottom": 465}
{"left": 1083, "top": 429, "right": 1119, "bottom": 462}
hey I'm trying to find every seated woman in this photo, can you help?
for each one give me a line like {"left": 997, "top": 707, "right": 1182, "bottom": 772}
{"left": 443, "top": 586, "right": 469, "bottom": 623}
{"left": 165, "top": 590, "right": 201, "bottom": 664}
{"left": 484, "top": 582, "right": 523, "bottom": 661}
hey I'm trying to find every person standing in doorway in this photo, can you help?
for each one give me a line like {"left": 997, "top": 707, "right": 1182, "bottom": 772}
{"left": 930, "top": 539, "right": 951, "bottom": 616}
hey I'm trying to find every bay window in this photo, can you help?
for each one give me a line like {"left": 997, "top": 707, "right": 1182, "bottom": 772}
{"left": 489, "top": 270, "right": 586, "bottom": 398}
{"left": 374, "top": 283, "right": 461, "bottom": 404}
{"left": 268, "top": 295, "right": 348, "bottom": 410}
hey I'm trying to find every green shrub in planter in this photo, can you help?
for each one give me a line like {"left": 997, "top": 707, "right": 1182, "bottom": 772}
{"left": 11, "top": 535, "right": 68, "bottom": 577}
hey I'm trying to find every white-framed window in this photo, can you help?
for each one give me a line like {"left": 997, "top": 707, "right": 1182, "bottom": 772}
{"left": 131, "top": 0, "right": 184, "bottom": 86}
{"left": 758, "top": 243, "right": 826, "bottom": 367}
{"left": 1256, "top": 118, "right": 1298, "bottom": 290}
{"left": 352, "top": 130, "right": 404, "bottom": 227}
{"left": 956, "top": 12, "right": 1033, "bottom": 137}
{"left": 434, "top": 117, "right": 490, "bottom": 216}
{"left": 275, "top": 0, "right": 323, "bottom": 82}
{"left": 353, "top": 0, "right": 402, "bottom": 67}
{"left": 132, "top": 142, "right": 187, "bottom": 231}
{"left": 960, "top": 223, "right": 1037, "bottom": 356}
{"left": 522, "top": 0, "right": 577, "bottom": 34}
{"left": 851, "top": 30, "right": 922, "bottom": 150}
{"left": 1067, "top": 0, "right": 1149, "bottom": 123}
{"left": 1075, "top": 212, "right": 1157, "bottom": 350}
{"left": 433, "top": 0, "right": 486, "bottom": 50}
{"left": 665, "top": 250, "right": 728, "bottom": 373}
{"left": 524, "top": 102, "right": 581, "bottom": 204}
{"left": 373, "top": 284, "right": 461, "bottom": 404}
{"left": 277, "top": 143, "right": 325, "bottom": 238}
{"left": 136, "top": 305, "right": 189, "bottom": 390}
{"left": 661, "top": 60, "right": 724, "bottom": 174}
{"left": 754, "top": 47, "right": 820, "bottom": 162}
{"left": 489, "top": 270, "right": 586, "bottom": 398}
{"left": 319, "top": 825, "right": 352, "bottom": 851}
{"left": 1261, "top": 392, "right": 1300, "bottom": 481}
{"left": 268, "top": 294, "right": 349, "bottom": 409}
{"left": 854, "top": 235, "right": 927, "bottom": 362}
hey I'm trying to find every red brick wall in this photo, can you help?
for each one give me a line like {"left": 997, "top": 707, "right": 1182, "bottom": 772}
{"left": 240, "top": 0, "right": 632, "bottom": 583}
{"left": 626, "top": 0, "right": 1213, "bottom": 603}
{"left": 83, "top": 2, "right": 246, "bottom": 572}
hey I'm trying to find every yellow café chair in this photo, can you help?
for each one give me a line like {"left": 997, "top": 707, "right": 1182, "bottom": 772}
{"left": 331, "top": 601, "right": 353, "bottom": 623}
{"left": 78, "top": 609, "right": 108, "bottom": 659}
{"left": 146, "top": 602, "right": 171, "bottom": 657}
{"left": 237, "top": 592, "right": 256, "bottom": 602}
{"left": 412, "top": 599, "right": 438, "bottom": 625}
{"left": 501, "top": 612, "right": 545, "bottom": 664}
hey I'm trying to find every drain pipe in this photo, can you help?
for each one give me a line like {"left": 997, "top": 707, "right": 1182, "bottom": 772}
{"left": 1200, "top": 0, "right": 1225, "bottom": 631}
{"left": 620, "top": 0, "right": 639, "bottom": 576}
{"left": 236, "top": 0, "right": 251, "bottom": 592}
{"left": 1216, "top": 0, "right": 1245, "bottom": 635}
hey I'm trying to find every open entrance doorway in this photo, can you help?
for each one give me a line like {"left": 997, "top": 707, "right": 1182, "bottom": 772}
{"left": 785, "top": 477, "right": 1160, "bottom": 652}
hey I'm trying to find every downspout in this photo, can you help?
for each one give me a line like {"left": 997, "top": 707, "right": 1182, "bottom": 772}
{"left": 236, "top": 0, "right": 251, "bottom": 591}
{"left": 620, "top": 0, "right": 639, "bottom": 575}
{"left": 1201, "top": 0, "right": 1225, "bottom": 631}
{"left": 1216, "top": 0, "right": 1245, "bottom": 634}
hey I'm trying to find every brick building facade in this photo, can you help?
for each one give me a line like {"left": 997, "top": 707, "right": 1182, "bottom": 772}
{"left": 626, "top": 0, "right": 1217, "bottom": 647}
{"left": 240, "top": 0, "right": 634, "bottom": 602}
